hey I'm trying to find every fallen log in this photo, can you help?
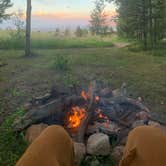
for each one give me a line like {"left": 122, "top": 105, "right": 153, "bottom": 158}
{"left": 31, "top": 86, "right": 68, "bottom": 105}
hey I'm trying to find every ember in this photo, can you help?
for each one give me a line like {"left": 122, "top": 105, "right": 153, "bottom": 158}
{"left": 95, "top": 96, "right": 100, "bottom": 102}
{"left": 97, "top": 109, "right": 108, "bottom": 120}
{"left": 68, "top": 106, "right": 86, "bottom": 128}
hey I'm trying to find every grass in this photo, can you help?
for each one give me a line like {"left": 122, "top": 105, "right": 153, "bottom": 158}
{"left": 0, "top": 34, "right": 166, "bottom": 165}
{"left": 0, "top": 107, "right": 28, "bottom": 166}
{"left": 0, "top": 30, "right": 114, "bottom": 49}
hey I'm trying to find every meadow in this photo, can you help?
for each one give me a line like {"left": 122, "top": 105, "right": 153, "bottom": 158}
{"left": 0, "top": 30, "right": 114, "bottom": 49}
{"left": 0, "top": 30, "right": 166, "bottom": 165}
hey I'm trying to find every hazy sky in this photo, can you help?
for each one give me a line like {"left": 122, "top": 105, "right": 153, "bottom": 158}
{"left": 3, "top": 0, "right": 117, "bottom": 30}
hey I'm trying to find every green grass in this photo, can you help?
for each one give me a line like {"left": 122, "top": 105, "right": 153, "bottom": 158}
{"left": 0, "top": 107, "right": 28, "bottom": 166}
{"left": 0, "top": 35, "right": 166, "bottom": 165}
{"left": 0, "top": 30, "right": 114, "bottom": 49}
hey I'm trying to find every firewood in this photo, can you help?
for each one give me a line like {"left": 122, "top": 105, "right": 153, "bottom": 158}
{"left": 75, "top": 81, "right": 97, "bottom": 142}
{"left": 13, "top": 95, "right": 85, "bottom": 131}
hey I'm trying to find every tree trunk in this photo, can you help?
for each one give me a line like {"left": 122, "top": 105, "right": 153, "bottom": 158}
{"left": 149, "top": 0, "right": 153, "bottom": 48}
{"left": 25, "top": 0, "right": 32, "bottom": 56}
{"left": 154, "top": 17, "right": 157, "bottom": 47}
{"left": 142, "top": 0, "right": 147, "bottom": 50}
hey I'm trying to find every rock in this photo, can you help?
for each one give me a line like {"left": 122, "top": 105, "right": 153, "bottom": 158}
{"left": 87, "top": 133, "right": 110, "bottom": 155}
{"left": 73, "top": 142, "right": 86, "bottom": 165}
{"left": 132, "top": 120, "right": 145, "bottom": 129}
{"left": 111, "top": 146, "right": 124, "bottom": 162}
{"left": 112, "top": 89, "right": 121, "bottom": 97}
{"left": 148, "top": 120, "right": 161, "bottom": 127}
{"left": 87, "top": 122, "right": 120, "bottom": 135}
{"left": 99, "top": 88, "right": 113, "bottom": 97}
{"left": 25, "top": 123, "right": 48, "bottom": 143}
{"left": 136, "top": 111, "right": 149, "bottom": 121}
{"left": 90, "top": 159, "right": 100, "bottom": 166}
{"left": 23, "top": 102, "right": 32, "bottom": 111}
{"left": 138, "top": 97, "right": 143, "bottom": 102}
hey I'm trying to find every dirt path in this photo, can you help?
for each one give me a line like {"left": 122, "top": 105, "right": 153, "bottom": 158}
{"left": 114, "top": 42, "right": 130, "bottom": 48}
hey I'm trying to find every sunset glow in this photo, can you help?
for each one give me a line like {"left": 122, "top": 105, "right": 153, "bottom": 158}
{"left": 4, "top": 0, "right": 117, "bottom": 30}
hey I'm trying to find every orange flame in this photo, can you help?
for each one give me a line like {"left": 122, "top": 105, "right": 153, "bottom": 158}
{"left": 68, "top": 106, "right": 86, "bottom": 128}
{"left": 81, "top": 90, "right": 88, "bottom": 100}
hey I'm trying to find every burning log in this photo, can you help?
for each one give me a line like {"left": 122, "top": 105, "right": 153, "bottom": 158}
{"left": 13, "top": 95, "right": 85, "bottom": 131}
{"left": 69, "top": 81, "right": 97, "bottom": 143}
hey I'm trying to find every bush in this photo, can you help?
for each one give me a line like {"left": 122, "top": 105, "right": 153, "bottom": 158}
{"left": 75, "top": 26, "right": 83, "bottom": 37}
{"left": 0, "top": 11, "right": 25, "bottom": 49}
{"left": 0, "top": 107, "right": 28, "bottom": 166}
{"left": 53, "top": 54, "right": 69, "bottom": 71}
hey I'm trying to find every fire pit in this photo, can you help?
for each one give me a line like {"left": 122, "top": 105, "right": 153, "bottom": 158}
{"left": 13, "top": 81, "right": 166, "bottom": 164}
{"left": 13, "top": 81, "right": 153, "bottom": 144}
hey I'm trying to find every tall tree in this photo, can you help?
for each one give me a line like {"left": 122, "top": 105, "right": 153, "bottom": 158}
{"left": 113, "top": 0, "right": 166, "bottom": 50}
{"left": 90, "top": 0, "right": 107, "bottom": 35}
{"left": 0, "top": 0, "right": 12, "bottom": 22}
{"left": 25, "top": 0, "right": 31, "bottom": 56}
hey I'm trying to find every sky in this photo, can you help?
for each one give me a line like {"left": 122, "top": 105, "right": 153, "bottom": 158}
{"left": 2, "top": 0, "right": 117, "bottom": 31}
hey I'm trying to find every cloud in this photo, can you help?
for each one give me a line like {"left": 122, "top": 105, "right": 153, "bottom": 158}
{"left": 32, "top": 10, "right": 117, "bottom": 20}
{"left": 32, "top": 11, "right": 90, "bottom": 20}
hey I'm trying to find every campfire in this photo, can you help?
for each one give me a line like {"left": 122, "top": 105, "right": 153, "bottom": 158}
{"left": 13, "top": 81, "right": 166, "bottom": 164}
{"left": 67, "top": 89, "right": 107, "bottom": 129}
{"left": 13, "top": 81, "right": 154, "bottom": 145}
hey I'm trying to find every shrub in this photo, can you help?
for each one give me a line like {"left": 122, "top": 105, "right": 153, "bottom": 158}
{"left": 53, "top": 54, "right": 69, "bottom": 71}
{"left": 0, "top": 11, "right": 25, "bottom": 49}
{"left": 75, "top": 26, "right": 83, "bottom": 37}
{"left": 0, "top": 107, "right": 28, "bottom": 166}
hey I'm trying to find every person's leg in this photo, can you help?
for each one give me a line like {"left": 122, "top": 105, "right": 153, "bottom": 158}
{"left": 119, "top": 126, "right": 166, "bottom": 166}
{"left": 16, "top": 125, "right": 74, "bottom": 166}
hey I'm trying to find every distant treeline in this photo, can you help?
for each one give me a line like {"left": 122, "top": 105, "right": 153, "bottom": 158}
{"left": 114, "top": 0, "right": 166, "bottom": 49}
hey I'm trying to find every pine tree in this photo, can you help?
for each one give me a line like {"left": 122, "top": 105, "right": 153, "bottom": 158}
{"left": 113, "top": 0, "right": 166, "bottom": 49}
{"left": 90, "top": 0, "right": 107, "bottom": 35}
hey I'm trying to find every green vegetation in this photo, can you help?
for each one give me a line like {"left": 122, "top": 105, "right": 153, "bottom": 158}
{"left": 0, "top": 30, "right": 114, "bottom": 49}
{"left": 90, "top": 0, "right": 108, "bottom": 35}
{"left": 80, "top": 155, "right": 115, "bottom": 166}
{"left": 113, "top": 0, "right": 166, "bottom": 50}
{"left": 53, "top": 54, "right": 70, "bottom": 71}
{"left": 0, "top": 107, "right": 28, "bottom": 166}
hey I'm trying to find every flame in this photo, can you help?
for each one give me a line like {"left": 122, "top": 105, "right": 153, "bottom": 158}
{"left": 68, "top": 106, "right": 86, "bottom": 128}
{"left": 81, "top": 90, "right": 89, "bottom": 100}
{"left": 81, "top": 90, "right": 100, "bottom": 102}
